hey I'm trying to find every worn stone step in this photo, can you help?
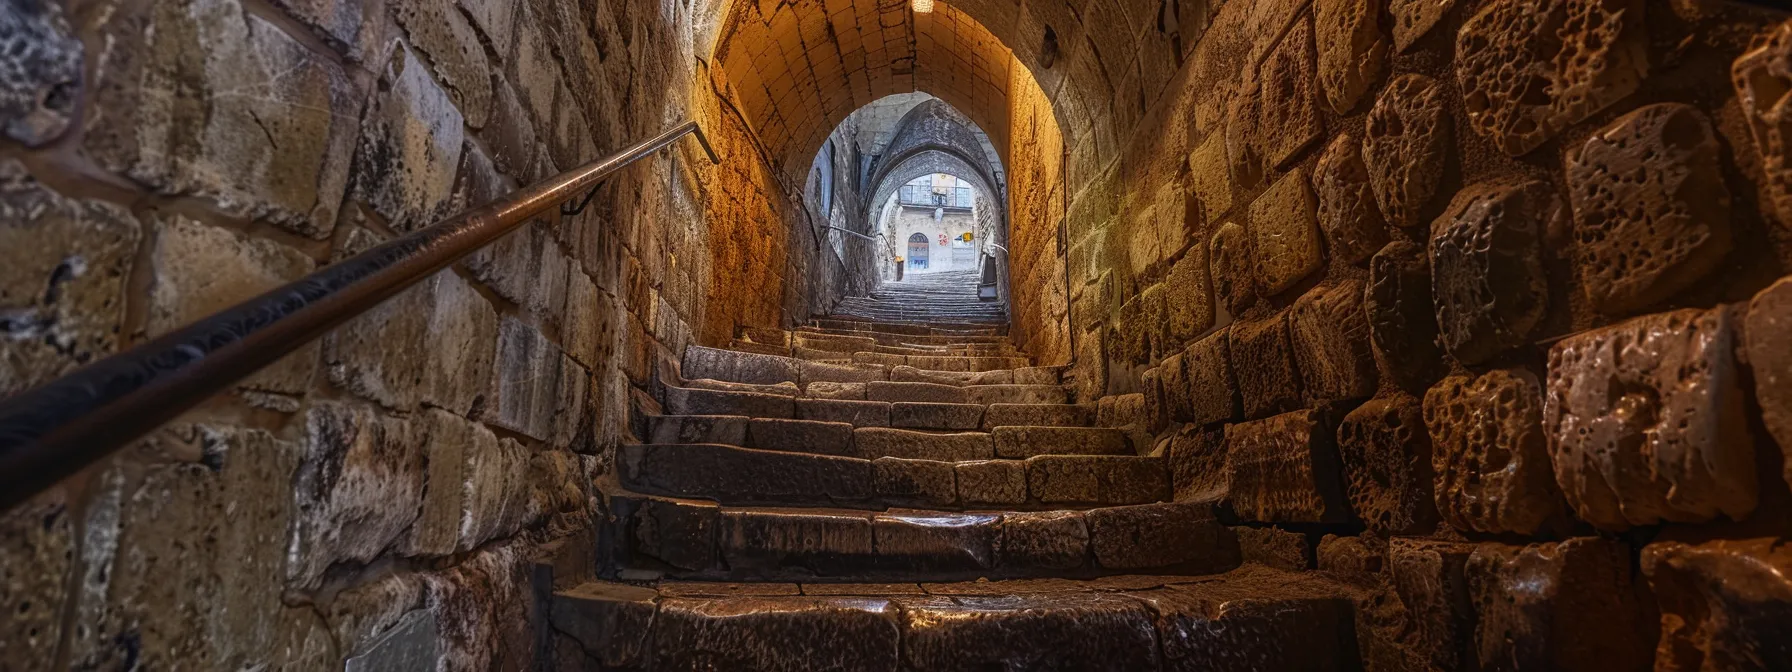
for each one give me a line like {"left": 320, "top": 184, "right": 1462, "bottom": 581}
{"left": 866, "top": 381, "right": 969, "bottom": 404}
{"left": 812, "top": 318, "right": 1005, "bottom": 337}
{"left": 798, "top": 360, "right": 889, "bottom": 384}
{"left": 797, "top": 399, "right": 893, "bottom": 427}
{"left": 548, "top": 566, "right": 1362, "bottom": 671}
{"left": 993, "top": 426, "right": 1133, "bottom": 458}
{"left": 620, "top": 444, "right": 1172, "bottom": 510}
{"left": 795, "top": 326, "right": 1009, "bottom": 346}
{"left": 682, "top": 345, "right": 799, "bottom": 385}
{"left": 890, "top": 402, "right": 984, "bottom": 430}
{"left": 983, "top": 403, "right": 1098, "bottom": 429}
{"left": 649, "top": 416, "right": 860, "bottom": 456}
{"left": 793, "top": 333, "right": 882, "bottom": 353}
{"left": 664, "top": 386, "right": 796, "bottom": 418}
{"left": 965, "top": 384, "right": 1069, "bottom": 405}
{"left": 852, "top": 427, "right": 994, "bottom": 461}
{"left": 727, "top": 340, "right": 792, "bottom": 357}
{"left": 608, "top": 496, "right": 1240, "bottom": 581}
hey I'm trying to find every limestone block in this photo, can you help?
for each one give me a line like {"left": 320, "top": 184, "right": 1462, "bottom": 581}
{"left": 1735, "top": 20, "right": 1792, "bottom": 227}
{"left": 654, "top": 597, "right": 899, "bottom": 671}
{"left": 1367, "top": 241, "right": 1444, "bottom": 393}
{"left": 1423, "top": 370, "right": 1563, "bottom": 535}
{"left": 0, "top": 492, "right": 72, "bottom": 669}
{"left": 148, "top": 216, "right": 318, "bottom": 405}
{"left": 631, "top": 498, "right": 720, "bottom": 572}
{"left": 1455, "top": 0, "right": 1649, "bottom": 156}
{"left": 1316, "top": 0, "right": 1388, "bottom": 114}
{"left": 1169, "top": 427, "right": 1230, "bottom": 504}
{"left": 720, "top": 510, "right": 873, "bottom": 575}
{"left": 853, "top": 428, "right": 993, "bottom": 462}
{"left": 1142, "top": 581, "right": 1359, "bottom": 672}
{"left": 873, "top": 457, "right": 959, "bottom": 508}
{"left": 1165, "top": 245, "right": 1216, "bottom": 346}
{"left": 458, "top": 0, "right": 515, "bottom": 51}
{"left": 288, "top": 404, "right": 424, "bottom": 591}
{"left": 621, "top": 444, "right": 874, "bottom": 505}
{"left": 1249, "top": 166, "right": 1324, "bottom": 296}
{"left": 464, "top": 221, "right": 568, "bottom": 318}
{"left": 899, "top": 594, "right": 1158, "bottom": 670}
{"left": 995, "top": 510, "right": 1089, "bottom": 570}
{"left": 404, "top": 409, "right": 483, "bottom": 556}
{"left": 1545, "top": 308, "right": 1755, "bottom": 530}
{"left": 0, "top": 163, "right": 140, "bottom": 396}
{"left": 1235, "top": 526, "right": 1312, "bottom": 570}
{"left": 1338, "top": 396, "right": 1438, "bottom": 536}
{"left": 506, "top": 3, "right": 561, "bottom": 131}
{"left": 392, "top": 0, "right": 491, "bottom": 128}
{"left": 1259, "top": 16, "right": 1325, "bottom": 168}
{"left": 463, "top": 435, "right": 534, "bottom": 550}
{"left": 1291, "top": 279, "right": 1378, "bottom": 404}
{"left": 1429, "top": 180, "right": 1554, "bottom": 365}
{"left": 1317, "top": 533, "right": 1389, "bottom": 586}
{"left": 1210, "top": 220, "right": 1257, "bottom": 315}
{"left": 85, "top": 0, "right": 361, "bottom": 239}
{"left": 1229, "top": 314, "right": 1302, "bottom": 419}
{"left": 1388, "top": 538, "right": 1476, "bottom": 671}
{"left": 478, "top": 75, "right": 541, "bottom": 180}
{"left": 491, "top": 317, "right": 565, "bottom": 440}
{"left": 69, "top": 427, "right": 322, "bottom": 669}
{"left": 268, "top": 0, "right": 362, "bottom": 50}
{"left": 1567, "top": 103, "right": 1732, "bottom": 315}
{"left": 1181, "top": 329, "right": 1239, "bottom": 426}
{"left": 1364, "top": 74, "right": 1451, "bottom": 229}
{"left": 1189, "top": 134, "right": 1236, "bottom": 221}
{"left": 0, "top": 0, "right": 80, "bottom": 146}
{"left": 1748, "top": 277, "right": 1792, "bottom": 491}
{"left": 1391, "top": 0, "right": 1458, "bottom": 52}
{"left": 1642, "top": 538, "right": 1792, "bottom": 672}
{"left": 1226, "top": 409, "right": 1352, "bottom": 523}
{"left": 1087, "top": 501, "right": 1239, "bottom": 572}
{"left": 956, "top": 458, "right": 1028, "bottom": 506}
{"left": 421, "top": 544, "right": 533, "bottom": 670}
{"left": 1466, "top": 538, "right": 1652, "bottom": 671}
{"left": 1313, "top": 133, "right": 1389, "bottom": 265}
{"left": 748, "top": 418, "right": 854, "bottom": 455}
{"left": 1026, "top": 455, "right": 1171, "bottom": 506}
{"left": 872, "top": 513, "right": 1000, "bottom": 573}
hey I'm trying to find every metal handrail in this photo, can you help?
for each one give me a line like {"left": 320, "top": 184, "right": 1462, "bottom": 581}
{"left": 0, "top": 121, "right": 720, "bottom": 512}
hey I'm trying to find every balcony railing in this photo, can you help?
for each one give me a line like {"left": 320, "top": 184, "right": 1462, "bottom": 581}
{"left": 898, "top": 185, "right": 974, "bottom": 209}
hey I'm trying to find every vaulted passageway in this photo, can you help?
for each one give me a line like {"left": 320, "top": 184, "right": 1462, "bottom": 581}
{"left": 7, "top": 0, "right": 1792, "bottom": 669}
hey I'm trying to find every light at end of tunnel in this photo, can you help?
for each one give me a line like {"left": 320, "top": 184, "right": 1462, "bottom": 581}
{"left": 912, "top": 0, "right": 934, "bottom": 13}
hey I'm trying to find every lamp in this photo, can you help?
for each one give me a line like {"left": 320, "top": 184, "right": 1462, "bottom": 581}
{"left": 912, "top": 0, "right": 933, "bottom": 13}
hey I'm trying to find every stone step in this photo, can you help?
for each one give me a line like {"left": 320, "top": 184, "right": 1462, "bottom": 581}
{"left": 890, "top": 365, "right": 1061, "bottom": 386}
{"left": 607, "top": 496, "right": 1240, "bottom": 581}
{"left": 619, "top": 444, "right": 1171, "bottom": 510}
{"left": 548, "top": 567, "right": 1362, "bottom": 671}
{"left": 983, "top": 403, "right": 1098, "bottom": 430}
{"left": 812, "top": 318, "right": 1007, "bottom": 337}
{"left": 795, "top": 327, "right": 1009, "bottom": 346}
{"left": 642, "top": 421, "right": 1135, "bottom": 461}
{"left": 851, "top": 352, "right": 1034, "bottom": 372}
{"left": 727, "top": 339, "right": 791, "bottom": 357}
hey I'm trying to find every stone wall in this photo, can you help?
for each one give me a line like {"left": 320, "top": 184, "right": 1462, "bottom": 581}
{"left": 0, "top": 0, "right": 823, "bottom": 668}
{"left": 1007, "top": 62, "right": 1070, "bottom": 364}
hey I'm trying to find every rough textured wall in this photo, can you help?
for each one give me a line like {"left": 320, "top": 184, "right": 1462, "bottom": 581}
{"left": 0, "top": 0, "right": 808, "bottom": 668}
{"left": 1007, "top": 58, "right": 1069, "bottom": 364}
{"left": 1066, "top": 0, "right": 1792, "bottom": 668}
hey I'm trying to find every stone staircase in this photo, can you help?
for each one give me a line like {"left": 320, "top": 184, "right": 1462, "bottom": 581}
{"left": 545, "top": 285, "right": 1368, "bottom": 669}
{"left": 827, "top": 269, "right": 1008, "bottom": 325}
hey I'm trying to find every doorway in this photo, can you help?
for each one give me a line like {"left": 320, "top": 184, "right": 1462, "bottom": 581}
{"left": 907, "top": 232, "right": 930, "bottom": 270}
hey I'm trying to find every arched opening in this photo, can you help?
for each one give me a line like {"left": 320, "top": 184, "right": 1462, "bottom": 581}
{"left": 906, "top": 231, "right": 930, "bottom": 270}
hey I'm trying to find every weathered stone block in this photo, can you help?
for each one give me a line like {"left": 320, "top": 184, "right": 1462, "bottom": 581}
{"left": 1389, "top": 538, "right": 1476, "bottom": 671}
{"left": 1169, "top": 426, "right": 1230, "bottom": 505}
{"left": 1291, "top": 280, "right": 1378, "bottom": 404}
{"left": 1259, "top": 16, "right": 1324, "bottom": 167}
{"left": 1226, "top": 409, "right": 1352, "bottom": 523}
{"left": 1567, "top": 103, "right": 1732, "bottom": 315}
{"left": 1368, "top": 240, "right": 1445, "bottom": 392}
{"left": 650, "top": 415, "right": 748, "bottom": 445}
{"left": 1165, "top": 244, "right": 1216, "bottom": 345}
{"left": 872, "top": 513, "right": 999, "bottom": 572}
{"left": 867, "top": 381, "right": 967, "bottom": 404}
{"left": 1179, "top": 329, "right": 1239, "bottom": 427}
{"left": 1229, "top": 314, "right": 1302, "bottom": 419}
{"left": 1642, "top": 538, "right": 1792, "bottom": 672}
{"left": 1249, "top": 166, "right": 1324, "bottom": 296}
{"left": 797, "top": 399, "right": 891, "bottom": 427}
{"left": 806, "top": 381, "right": 868, "bottom": 401}
{"left": 1189, "top": 134, "right": 1236, "bottom": 221}
{"left": 620, "top": 444, "right": 874, "bottom": 505}
{"left": 86, "top": 0, "right": 361, "bottom": 239}
{"left": 149, "top": 216, "right": 318, "bottom": 405}
{"left": 956, "top": 460, "right": 1028, "bottom": 506}
{"left": 1141, "top": 579, "right": 1360, "bottom": 672}
{"left": 0, "top": 0, "right": 81, "bottom": 146}
{"left": 1316, "top": 0, "right": 1387, "bottom": 114}
{"left": 464, "top": 435, "right": 534, "bottom": 550}
{"left": 891, "top": 402, "right": 984, "bottom": 430}
{"left": 995, "top": 510, "right": 1088, "bottom": 570}
{"left": 1364, "top": 74, "right": 1451, "bottom": 228}
{"left": 1235, "top": 526, "right": 1312, "bottom": 571}
{"left": 873, "top": 457, "right": 959, "bottom": 508}
{"left": 899, "top": 594, "right": 1160, "bottom": 671}
{"left": 853, "top": 428, "right": 992, "bottom": 461}
{"left": 631, "top": 499, "right": 719, "bottom": 572}
{"left": 746, "top": 418, "right": 854, "bottom": 455}
{"left": 1423, "top": 371, "right": 1562, "bottom": 535}
{"left": 1087, "top": 502, "right": 1238, "bottom": 572}
{"left": 1455, "top": 0, "right": 1648, "bottom": 156}
{"left": 1429, "top": 179, "right": 1554, "bottom": 365}
{"left": 1466, "top": 538, "right": 1652, "bottom": 671}
{"left": 1735, "top": 21, "right": 1792, "bottom": 227}
{"left": 1546, "top": 308, "right": 1755, "bottom": 530}
{"left": 993, "top": 426, "right": 1130, "bottom": 459}
{"left": 1390, "top": 0, "right": 1458, "bottom": 52}
{"left": 0, "top": 163, "right": 140, "bottom": 396}
{"left": 1747, "top": 277, "right": 1792, "bottom": 492}
{"left": 720, "top": 510, "right": 872, "bottom": 575}
{"left": 683, "top": 345, "right": 799, "bottom": 385}
{"left": 478, "top": 75, "right": 540, "bottom": 180}
{"left": 1313, "top": 133, "right": 1390, "bottom": 265}
{"left": 654, "top": 597, "right": 900, "bottom": 671}
{"left": 0, "top": 492, "right": 72, "bottom": 669}
{"left": 491, "top": 317, "right": 565, "bottom": 440}
{"left": 1337, "top": 395, "right": 1438, "bottom": 536}
{"left": 349, "top": 44, "right": 464, "bottom": 231}
{"left": 552, "top": 583, "right": 657, "bottom": 669}
{"left": 405, "top": 410, "right": 491, "bottom": 556}
{"left": 1026, "top": 455, "right": 1171, "bottom": 506}
{"left": 287, "top": 404, "right": 422, "bottom": 591}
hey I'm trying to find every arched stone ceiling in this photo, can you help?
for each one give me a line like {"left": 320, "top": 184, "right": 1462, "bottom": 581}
{"left": 869, "top": 150, "right": 1002, "bottom": 228}
{"left": 872, "top": 98, "right": 1006, "bottom": 194}
{"left": 713, "top": 0, "right": 1192, "bottom": 183}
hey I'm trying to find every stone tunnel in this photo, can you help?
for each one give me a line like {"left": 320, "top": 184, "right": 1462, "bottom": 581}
{"left": 4, "top": 0, "right": 1792, "bottom": 669}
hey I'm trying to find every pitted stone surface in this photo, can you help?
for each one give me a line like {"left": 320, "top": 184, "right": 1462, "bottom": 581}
{"left": 1390, "top": 0, "right": 1458, "bottom": 51}
{"left": 684, "top": 346, "right": 800, "bottom": 386}
{"left": 1249, "top": 166, "right": 1324, "bottom": 296}
{"left": 1, "top": 493, "right": 71, "bottom": 669}
{"left": 1566, "top": 103, "right": 1732, "bottom": 315}
{"left": 621, "top": 444, "right": 874, "bottom": 506}
{"left": 1165, "top": 245, "right": 1216, "bottom": 346}
{"left": 1747, "top": 278, "right": 1792, "bottom": 491}
{"left": 1313, "top": 133, "right": 1390, "bottom": 265}
{"left": 898, "top": 593, "right": 1160, "bottom": 671}
{"left": 748, "top": 418, "right": 856, "bottom": 456}
{"left": 1189, "top": 134, "right": 1236, "bottom": 221}
{"left": 1234, "top": 526, "right": 1312, "bottom": 571}
{"left": 1367, "top": 241, "right": 1445, "bottom": 392}
{"left": 1230, "top": 314, "right": 1302, "bottom": 419}
{"left": 1735, "top": 21, "right": 1792, "bottom": 226}
{"left": 1316, "top": 0, "right": 1388, "bottom": 114}
{"left": 1169, "top": 427, "right": 1230, "bottom": 505}
{"left": 1086, "top": 502, "right": 1238, "bottom": 572}
{"left": 1338, "top": 396, "right": 1438, "bottom": 536}
{"left": 86, "top": 0, "right": 361, "bottom": 239}
{"left": 1423, "top": 370, "right": 1563, "bottom": 535}
{"left": 1290, "top": 279, "right": 1378, "bottom": 404}
{"left": 956, "top": 460, "right": 1028, "bottom": 506}
{"left": 1642, "top": 538, "right": 1792, "bottom": 672}
{"left": 1259, "top": 16, "right": 1325, "bottom": 168}
{"left": 1455, "top": 0, "right": 1649, "bottom": 156}
{"left": 993, "top": 426, "right": 1131, "bottom": 459}
{"left": 995, "top": 511, "right": 1088, "bottom": 570}
{"left": 1466, "top": 538, "right": 1652, "bottom": 671}
{"left": 0, "top": 163, "right": 140, "bottom": 396}
{"left": 1429, "top": 180, "right": 1554, "bottom": 365}
{"left": 890, "top": 402, "right": 984, "bottom": 430}
{"left": 1364, "top": 74, "right": 1451, "bottom": 229}
{"left": 871, "top": 514, "right": 999, "bottom": 573}
{"left": 0, "top": 0, "right": 81, "bottom": 146}
{"left": 1138, "top": 572, "right": 1360, "bottom": 672}
{"left": 653, "top": 597, "right": 899, "bottom": 671}
{"left": 1545, "top": 308, "right": 1755, "bottom": 530}
{"left": 852, "top": 428, "right": 993, "bottom": 462}
{"left": 720, "top": 511, "right": 873, "bottom": 575}
{"left": 1388, "top": 538, "right": 1475, "bottom": 671}
{"left": 1225, "top": 409, "right": 1351, "bottom": 523}
{"left": 873, "top": 458, "right": 959, "bottom": 508}
{"left": 289, "top": 403, "right": 423, "bottom": 591}
{"left": 1180, "top": 329, "right": 1240, "bottom": 426}
{"left": 1026, "top": 455, "right": 1171, "bottom": 506}
{"left": 1210, "top": 220, "right": 1257, "bottom": 315}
